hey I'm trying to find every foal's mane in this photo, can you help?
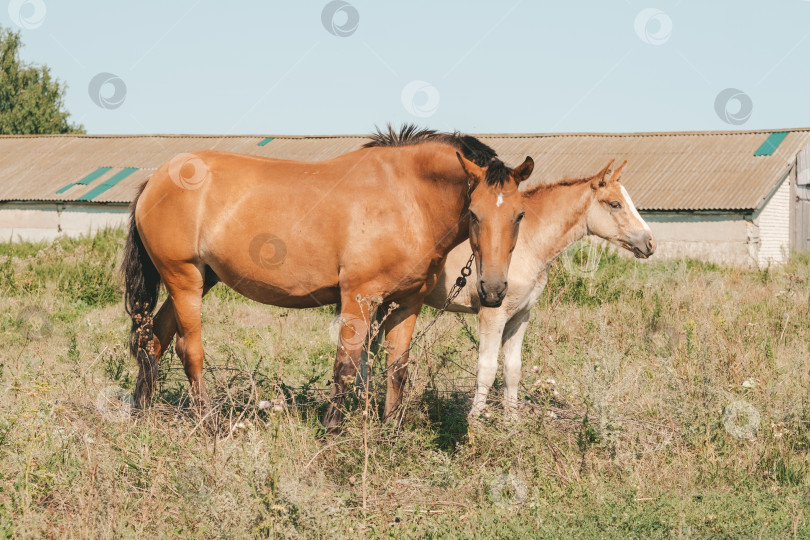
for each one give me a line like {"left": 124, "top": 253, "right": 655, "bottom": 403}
{"left": 364, "top": 124, "right": 509, "bottom": 187}
{"left": 522, "top": 170, "right": 602, "bottom": 194}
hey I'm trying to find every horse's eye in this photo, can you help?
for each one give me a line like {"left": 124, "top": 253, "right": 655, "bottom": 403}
{"left": 469, "top": 212, "right": 479, "bottom": 223}
{"left": 516, "top": 212, "right": 525, "bottom": 222}
{"left": 609, "top": 201, "right": 622, "bottom": 209}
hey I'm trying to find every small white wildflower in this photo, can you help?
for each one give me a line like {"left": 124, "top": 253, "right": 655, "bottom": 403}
{"left": 258, "top": 400, "right": 271, "bottom": 410}
{"left": 235, "top": 422, "right": 246, "bottom": 429}
{"left": 546, "top": 411, "right": 557, "bottom": 419}
{"left": 741, "top": 378, "right": 757, "bottom": 389}
{"left": 484, "top": 412, "right": 491, "bottom": 419}
{"left": 272, "top": 405, "right": 284, "bottom": 413}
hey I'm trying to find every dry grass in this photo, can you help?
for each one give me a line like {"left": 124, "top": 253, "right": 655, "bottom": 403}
{"left": 1, "top": 228, "right": 809, "bottom": 538}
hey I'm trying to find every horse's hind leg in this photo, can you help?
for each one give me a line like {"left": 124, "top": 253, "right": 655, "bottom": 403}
{"left": 135, "top": 270, "right": 219, "bottom": 408}
{"left": 162, "top": 265, "right": 210, "bottom": 410}
{"left": 134, "top": 297, "right": 179, "bottom": 408}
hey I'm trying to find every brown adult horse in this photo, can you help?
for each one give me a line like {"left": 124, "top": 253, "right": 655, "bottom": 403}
{"left": 122, "top": 126, "right": 534, "bottom": 429}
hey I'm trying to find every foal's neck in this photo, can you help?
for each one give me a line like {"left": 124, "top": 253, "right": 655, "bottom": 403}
{"left": 521, "top": 180, "right": 593, "bottom": 272}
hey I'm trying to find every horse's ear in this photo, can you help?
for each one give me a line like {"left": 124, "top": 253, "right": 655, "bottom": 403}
{"left": 610, "top": 160, "right": 628, "bottom": 183}
{"left": 591, "top": 158, "right": 615, "bottom": 190}
{"left": 512, "top": 156, "right": 534, "bottom": 184}
{"left": 456, "top": 152, "right": 484, "bottom": 187}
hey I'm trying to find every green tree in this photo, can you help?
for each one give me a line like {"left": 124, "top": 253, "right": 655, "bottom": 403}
{"left": 0, "top": 26, "right": 83, "bottom": 134}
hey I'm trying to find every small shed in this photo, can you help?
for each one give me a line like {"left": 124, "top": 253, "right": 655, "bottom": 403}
{"left": 1, "top": 129, "right": 809, "bottom": 268}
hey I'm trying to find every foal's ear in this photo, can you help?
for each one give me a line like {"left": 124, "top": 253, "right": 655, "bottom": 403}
{"left": 610, "top": 160, "right": 628, "bottom": 183}
{"left": 456, "top": 152, "right": 485, "bottom": 187}
{"left": 591, "top": 158, "right": 616, "bottom": 190}
{"left": 512, "top": 156, "right": 534, "bottom": 184}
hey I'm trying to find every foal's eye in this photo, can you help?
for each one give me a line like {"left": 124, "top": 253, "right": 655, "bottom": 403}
{"left": 609, "top": 201, "right": 622, "bottom": 209}
{"left": 469, "top": 212, "right": 479, "bottom": 224}
{"left": 515, "top": 212, "right": 525, "bottom": 223}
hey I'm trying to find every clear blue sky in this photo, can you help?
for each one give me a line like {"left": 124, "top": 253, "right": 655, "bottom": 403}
{"left": 4, "top": 0, "right": 810, "bottom": 135}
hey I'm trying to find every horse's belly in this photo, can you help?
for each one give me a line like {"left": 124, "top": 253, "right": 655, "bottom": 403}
{"left": 208, "top": 256, "right": 340, "bottom": 308}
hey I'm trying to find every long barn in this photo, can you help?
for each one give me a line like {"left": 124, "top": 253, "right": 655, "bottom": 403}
{"left": 1, "top": 128, "right": 809, "bottom": 268}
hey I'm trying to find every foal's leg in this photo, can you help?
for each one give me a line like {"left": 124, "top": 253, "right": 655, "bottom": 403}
{"left": 501, "top": 309, "right": 531, "bottom": 416}
{"left": 469, "top": 308, "right": 508, "bottom": 417}
{"left": 322, "top": 294, "right": 373, "bottom": 432}
{"left": 382, "top": 299, "right": 423, "bottom": 421}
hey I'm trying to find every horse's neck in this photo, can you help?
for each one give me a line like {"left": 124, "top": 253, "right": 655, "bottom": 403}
{"left": 520, "top": 181, "right": 592, "bottom": 273}
{"left": 412, "top": 145, "right": 471, "bottom": 245}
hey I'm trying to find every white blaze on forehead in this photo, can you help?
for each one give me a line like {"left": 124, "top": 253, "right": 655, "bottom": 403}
{"left": 620, "top": 185, "right": 651, "bottom": 232}
{"left": 496, "top": 192, "right": 504, "bottom": 207}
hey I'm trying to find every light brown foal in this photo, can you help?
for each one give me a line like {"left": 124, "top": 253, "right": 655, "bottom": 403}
{"left": 122, "top": 126, "right": 534, "bottom": 430}
{"left": 425, "top": 160, "right": 656, "bottom": 416}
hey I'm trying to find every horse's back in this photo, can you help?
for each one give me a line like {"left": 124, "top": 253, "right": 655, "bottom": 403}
{"left": 135, "top": 147, "right": 437, "bottom": 307}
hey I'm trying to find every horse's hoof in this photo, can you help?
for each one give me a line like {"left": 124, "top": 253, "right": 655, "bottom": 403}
{"left": 321, "top": 409, "right": 342, "bottom": 435}
{"left": 203, "top": 414, "right": 220, "bottom": 436}
{"left": 322, "top": 424, "right": 341, "bottom": 437}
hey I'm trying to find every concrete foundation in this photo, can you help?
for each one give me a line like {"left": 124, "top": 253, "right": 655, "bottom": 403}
{"left": 0, "top": 202, "right": 129, "bottom": 243}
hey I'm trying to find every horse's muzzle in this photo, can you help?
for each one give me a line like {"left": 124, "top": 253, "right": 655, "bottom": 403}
{"left": 631, "top": 232, "right": 656, "bottom": 259}
{"left": 478, "top": 279, "right": 507, "bottom": 308}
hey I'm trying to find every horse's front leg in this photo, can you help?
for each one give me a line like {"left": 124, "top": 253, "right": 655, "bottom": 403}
{"left": 469, "top": 307, "right": 508, "bottom": 417}
{"left": 322, "top": 294, "right": 373, "bottom": 433}
{"left": 382, "top": 299, "right": 424, "bottom": 421}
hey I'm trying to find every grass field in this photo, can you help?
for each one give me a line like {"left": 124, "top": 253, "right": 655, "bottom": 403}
{"left": 1, "top": 228, "right": 809, "bottom": 538}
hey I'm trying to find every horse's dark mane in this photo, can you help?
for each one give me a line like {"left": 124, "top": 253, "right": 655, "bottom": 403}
{"left": 364, "top": 124, "right": 509, "bottom": 186}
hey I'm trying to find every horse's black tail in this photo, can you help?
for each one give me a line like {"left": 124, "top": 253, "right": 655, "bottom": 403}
{"left": 121, "top": 182, "right": 161, "bottom": 359}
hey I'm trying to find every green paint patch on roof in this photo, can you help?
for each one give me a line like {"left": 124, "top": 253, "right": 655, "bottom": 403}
{"left": 257, "top": 137, "right": 274, "bottom": 146}
{"left": 77, "top": 167, "right": 138, "bottom": 201}
{"left": 754, "top": 131, "right": 789, "bottom": 157}
{"left": 77, "top": 167, "right": 112, "bottom": 185}
{"left": 56, "top": 167, "right": 114, "bottom": 195}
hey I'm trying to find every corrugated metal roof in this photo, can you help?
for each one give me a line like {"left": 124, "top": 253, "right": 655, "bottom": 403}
{"left": 1, "top": 129, "right": 809, "bottom": 210}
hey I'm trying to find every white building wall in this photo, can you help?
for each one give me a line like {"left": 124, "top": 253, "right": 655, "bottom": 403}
{"left": 640, "top": 212, "right": 756, "bottom": 268}
{"left": 754, "top": 176, "right": 791, "bottom": 267}
{"left": 0, "top": 203, "right": 129, "bottom": 243}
